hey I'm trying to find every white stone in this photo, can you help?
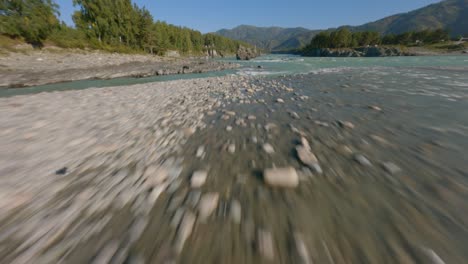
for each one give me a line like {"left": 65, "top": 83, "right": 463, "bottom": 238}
{"left": 191, "top": 171, "right": 208, "bottom": 188}
{"left": 264, "top": 167, "right": 299, "bottom": 188}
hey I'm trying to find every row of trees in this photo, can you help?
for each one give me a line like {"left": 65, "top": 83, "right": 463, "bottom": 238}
{"left": 303, "top": 28, "right": 451, "bottom": 50}
{"left": 1, "top": 0, "right": 248, "bottom": 55}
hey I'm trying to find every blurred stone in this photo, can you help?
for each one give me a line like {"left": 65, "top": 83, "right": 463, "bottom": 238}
{"left": 382, "top": 162, "right": 402, "bottom": 174}
{"left": 263, "top": 143, "right": 275, "bottom": 154}
{"left": 257, "top": 229, "right": 275, "bottom": 261}
{"left": 354, "top": 154, "right": 372, "bottom": 166}
{"left": 191, "top": 171, "right": 208, "bottom": 188}
{"left": 230, "top": 200, "right": 242, "bottom": 224}
{"left": 276, "top": 98, "right": 284, "bottom": 103}
{"left": 338, "top": 121, "right": 355, "bottom": 129}
{"left": 264, "top": 167, "right": 299, "bottom": 188}
{"left": 228, "top": 144, "right": 236, "bottom": 153}
{"left": 198, "top": 193, "right": 219, "bottom": 222}
{"left": 294, "top": 233, "right": 312, "bottom": 264}
{"left": 174, "top": 212, "right": 196, "bottom": 254}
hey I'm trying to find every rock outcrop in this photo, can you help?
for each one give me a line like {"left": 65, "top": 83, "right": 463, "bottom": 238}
{"left": 236, "top": 46, "right": 260, "bottom": 60}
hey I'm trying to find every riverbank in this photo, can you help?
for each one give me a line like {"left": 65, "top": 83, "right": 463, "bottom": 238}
{"left": 0, "top": 49, "right": 239, "bottom": 88}
{"left": 300, "top": 45, "right": 468, "bottom": 57}
{"left": 1, "top": 65, "right": 467, "bottom": 263}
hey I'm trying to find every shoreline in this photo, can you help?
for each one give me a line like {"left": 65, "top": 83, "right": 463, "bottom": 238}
{"left": 0, "top": 50, "right": 239, "bottom": 88}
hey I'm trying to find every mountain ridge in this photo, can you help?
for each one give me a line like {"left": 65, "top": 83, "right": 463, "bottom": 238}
{"left": 215, "top": 0, "right": 468, "bottom": 51}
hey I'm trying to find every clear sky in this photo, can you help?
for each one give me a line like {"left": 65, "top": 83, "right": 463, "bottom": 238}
{"left": 56, "top": 0, "right": 441, "bottom": 33}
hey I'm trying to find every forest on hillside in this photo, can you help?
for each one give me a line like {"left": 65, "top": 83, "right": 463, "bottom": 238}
{"left": 302, "top": 28, "right": 451, "bottom": 51}
{"left": 0, "top": 0, "right": 249, "bottom": 55}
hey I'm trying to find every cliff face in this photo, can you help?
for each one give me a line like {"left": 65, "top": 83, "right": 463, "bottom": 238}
{"left": 236, "top": 46, "right": 260, "bottom": 60}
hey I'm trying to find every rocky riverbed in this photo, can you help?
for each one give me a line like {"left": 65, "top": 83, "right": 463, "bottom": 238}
{"left": 0, "top": 66, "right": 467, "bottom": 263}
{"left": 0, "top": 50, "right": 239, "bottom": 88}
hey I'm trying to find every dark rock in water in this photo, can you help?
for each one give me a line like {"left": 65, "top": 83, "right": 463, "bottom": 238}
{"left": 236, "top": 46, "right": 260, "bottom": 60}
{"left": 56, "top": 167, "right": 68, "bottom": 175}
{"left": 257, "top": 65, "right": 263, "bottom": 69}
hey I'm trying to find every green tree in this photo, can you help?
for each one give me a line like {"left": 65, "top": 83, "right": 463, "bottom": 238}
{"left": 1, "top": 0, "right": 59, "bottom": 45}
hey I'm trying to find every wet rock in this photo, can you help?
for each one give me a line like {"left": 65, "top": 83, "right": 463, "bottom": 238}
{"left": 263, "top": 143, "right": 275, "bottom": 154}
{"left": 354, "top": 154, "right": 372, "bottom": 166}
{"left": 264, "top": 167, "right": 299, "bottom": 188}
{"left": 257, "top": 229, "right": 275, "bottom": 261}
{"left": 225, "top": 111, "right": 236, "bottom": 116}
{"left": 264, "top": 123, "right": 278, "bottom": 132}
{"left": 230, "top": 200, "right": 242, "bottom": 224}
{"left": 226, "top": 126, "right": 233, "bottom": 132}
{"left": 191, "top": 170, "right": 208, "bottom": 188}
{"left": 289, "top": 111, "right": 300, "bottom": 119}
{"left": 248, "top": 115, "right": 256, "bottom": 120}
{"left": 221, "top": 114, "right": 230, "bottom": 120}
{"left": 371, "top": 135, "right": 389, "bottom": 145}
{"left": 174, "top": 211, "right": 196, "bottom": 254}
{"left": 198, "top": 193, "right": 219, "bottom": 222}
{"left": 338, "top": 120, "right": 355, "bottom": 129}
{"left": 55, "top": 167, "right": 68, "bottom": 175}
{"left": 314, "top": 121, "right": 330, "bottom": 127}
{"left": 368, "top": 105, "right": 382, "bottom": 111}
{"left": 382, "top": 162, "right": 402, "bottom": 174}
{"left": 276, "top": 98, "right": 285, "bottom": 103}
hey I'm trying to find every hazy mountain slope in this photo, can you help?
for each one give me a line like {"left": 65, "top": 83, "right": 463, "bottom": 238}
{"left": 216, "top": 25, "right": 321, "bottom": 51}
{"left": 350, "top": 0, "right": 468, "bottom": 36}
{"left": 215, "top": 0, "right": 468, "bottom": 52}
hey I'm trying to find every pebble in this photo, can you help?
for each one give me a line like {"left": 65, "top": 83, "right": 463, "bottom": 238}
{"left": 230, "top": 200, "right": 242, "bottom": 224}
{"left": 257, "top": 229, "right": 275, "bottom": 260}
{"left": 174, "top": 211, "right": 196, "bottom": 254}
{"left": 198, "top": 193, "right": 219, "bottom": 222}
{"left": 338, "top": 121, "right": 355, "bottom": 129}
{"left": 251, "top": 136, "right": 258, "bottom": 144}
{"left": 382, "top": 162, "right": 402, "bottom": 174}
{"left": 226, "top": 126, "right": 233, "bottom": 132}
{"left": 247, "top": 115, "right": 256, "bottom": 120}
{"left": 369, "top": 105, "right": 382, "bottom": 111}
{"left": 183, "top": 127, "right": 196, "bottom": 137}
{"left": 354, "top": 154, "right": 372, "bottom": 166}
{"left": 191, "top": 171, "right": 208, "bottom": 188}
{"left": 276, "top": 98, "right": 285, "bottom": 103}
{"left": 264, "top": 167, "right": 299, "bottom": 188}
{"left": 196, "top": 146, "right": 205, "bottom": 158}
{"left": 289, "top": 111, "right": 300, "bottom": 119}
{"left": 294, "top": 233, "right": 312, "bottom": 264}
{"left": 263, "top": 143, "right": 275, "bottom": 154}
{"left": 228, "top": 144, "right": 236, "bottom": 153}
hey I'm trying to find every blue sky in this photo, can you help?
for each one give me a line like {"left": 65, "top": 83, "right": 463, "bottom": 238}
{"left": 57, "top": 0, "right": 441, "bottom": 33}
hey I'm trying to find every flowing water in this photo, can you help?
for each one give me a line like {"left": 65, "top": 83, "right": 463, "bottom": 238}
{"left": 1, "top": 55, "right": 467, "bottom": 97}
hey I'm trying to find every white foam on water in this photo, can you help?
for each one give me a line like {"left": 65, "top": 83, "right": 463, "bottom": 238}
{"left": 237, "top": 69, "right": 288, "bottom": 76}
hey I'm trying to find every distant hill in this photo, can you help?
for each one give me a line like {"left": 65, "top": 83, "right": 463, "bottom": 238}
{"left": 215, "top": 25, "right": 321, "bottom": 52}
{"left": 215, "top": 0, "right": 468, "bottom": 52}
{"left": 347, "top": 0, "right": 468, "bottom": 36}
